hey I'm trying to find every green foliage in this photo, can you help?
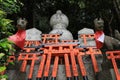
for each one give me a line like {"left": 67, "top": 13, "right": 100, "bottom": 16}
{"left": 0, "top": 38, "right": 14, "bottom": 66}
{"left": 0, "top": 66, "right": 8, "bottom": 80}
{"left": 0, "top": 19, "right": 13, "bottom": 27}
{"left": 0, "top": 66, "right": 7, "bottom": 79}
{"left": 68, "top": 0, "right": 85, "bottom": 9}
{"left": 0, "top": 10, "right": 14, "bottom": 39}
{"left": 0, "top": 66, "right": 6, "bottom": 72}
{"left": 0, "top": 75, "right": 8, "bottom": 79}
{"left": 0, "top": 0, "right": 23, "bottom": 14}
{"left": 0, "top": 0, "right": 22, "bottom": 79}
{"left": 69, "top": 0, "right": 75, "bottom": 4}
{"left": 0, "top": 0, "right": 23, "bottom": 38}
{"left": 0, "top": 10, "right": 6, "bottom": 18}
{"left": 0, "top": 53, "right": 5, "bottom": 59}
{"left": 78, "top": 1, "right": 85, "bottom": 9}
{"left": 0, "top": 0, "right": 21, "bottom": 62}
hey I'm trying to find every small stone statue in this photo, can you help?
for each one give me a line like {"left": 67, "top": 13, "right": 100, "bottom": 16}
{"left": 94, "top": 18, "right": 105, "bottom": 49}
{"left": 94, "top": 18, "right": 120, "bottom": 50}
{"left": 8, "top": 18, "right": 27, "bottom": 49}
{"left": 49, "top": 10, "right": 73, "bottom": 40}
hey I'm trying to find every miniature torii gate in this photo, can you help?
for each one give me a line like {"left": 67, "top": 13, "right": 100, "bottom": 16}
{"left": 106, "top": 51, "right": 120, "bottom": 80}
{"left": 8, "top": 34, "right": 103, "bottom": 80}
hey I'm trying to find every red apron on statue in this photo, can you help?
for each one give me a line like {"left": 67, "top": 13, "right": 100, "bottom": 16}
{"left": 95, "top": 31, "right": 105, "bottom": 49}
{"left": 8, "top": 30, "right": 26, "bottom": 49}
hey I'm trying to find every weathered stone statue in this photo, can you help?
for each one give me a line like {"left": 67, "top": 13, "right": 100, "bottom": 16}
{"left": 49, "top": 10, "right": 73, "bottom": 40}
{"left": 7, "top": 18, "right": 42, "bottom": 80}
{"left": 8, "top": 18, "right": 42, "bottom": 48}
{"left": 94, "top": 18, "right": 105, "bottom": 49}
{"left": 7, "top": 18, "right": 28, "bottom": 80}
{"left": 94, "top": 18, "right": 120, "bottom": 50}
{"left": 8, "top": 18, "right": 27, "bottom": 49}
{"left": 94, "top": 18, "right": 120, "bottom": 80}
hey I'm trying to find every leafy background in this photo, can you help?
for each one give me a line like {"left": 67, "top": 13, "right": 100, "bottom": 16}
{"left": 0, "top": 0, "right": 22, "bottom": 79}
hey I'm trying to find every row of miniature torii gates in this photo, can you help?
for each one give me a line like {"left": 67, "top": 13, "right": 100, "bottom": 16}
{"left": 8, "top": 34, "right": 120, "bottom": 80}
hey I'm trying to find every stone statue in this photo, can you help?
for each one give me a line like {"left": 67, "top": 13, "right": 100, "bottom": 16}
{"left": 49, "top": 10, "right": 73, "bottom": 40}
{"left": 94, "top": 18, "right": 120, "bottom": 50}
{"left": 94, "top": 18, "right": 105, "bottom": 49}
{"left": 7, "top": 18, "right": 28, "bottom": 80}
{"left": 8, "top": 18, "right": 27, "bottom": 49}
{"left": 7, "top": 18, "right": 42, "bottom": 80}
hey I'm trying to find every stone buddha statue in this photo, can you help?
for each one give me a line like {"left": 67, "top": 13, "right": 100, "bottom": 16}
{"left": 49, "top": 10, "right": 73, "bottom": 40}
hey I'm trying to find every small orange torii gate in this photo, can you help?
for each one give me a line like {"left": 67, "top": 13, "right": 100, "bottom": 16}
{"left": 42, "top": 34, "right": 61, "bottom": 44}
{"left": 8, "top": 34, "right": 103, "bottom": 80}
{"left": 106, "top": 51, "right": 120, "bottom": 80}
{"left": 79, "top": 34, "right": 95, "bottom": 46}
{"left": 18, "top": 53, "right": 40, "bottom": 79}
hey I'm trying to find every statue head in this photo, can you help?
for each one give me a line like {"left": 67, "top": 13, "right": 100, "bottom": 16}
{"left": 17, "top": 18, "right": 27, "bottom": 30}
{"left": 50, "top": 10, "right": 69, "bottom": 29}
{"left": 94, "top": 18, "right": 104, "bottom": 31}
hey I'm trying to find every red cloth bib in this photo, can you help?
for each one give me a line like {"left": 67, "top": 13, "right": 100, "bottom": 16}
{"left": 95, "top": 31, "right": 104, "bottom": 49}
{"left": 8, "top": 30, "right": 26, "bottom": 49}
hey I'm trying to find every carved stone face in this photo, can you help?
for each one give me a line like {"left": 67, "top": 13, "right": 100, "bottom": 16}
{"left": 94, "top": 18, "right": 104, "bottom": 31}
{"left": 17, "top": 18, "right": 27, "bottom": 30}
